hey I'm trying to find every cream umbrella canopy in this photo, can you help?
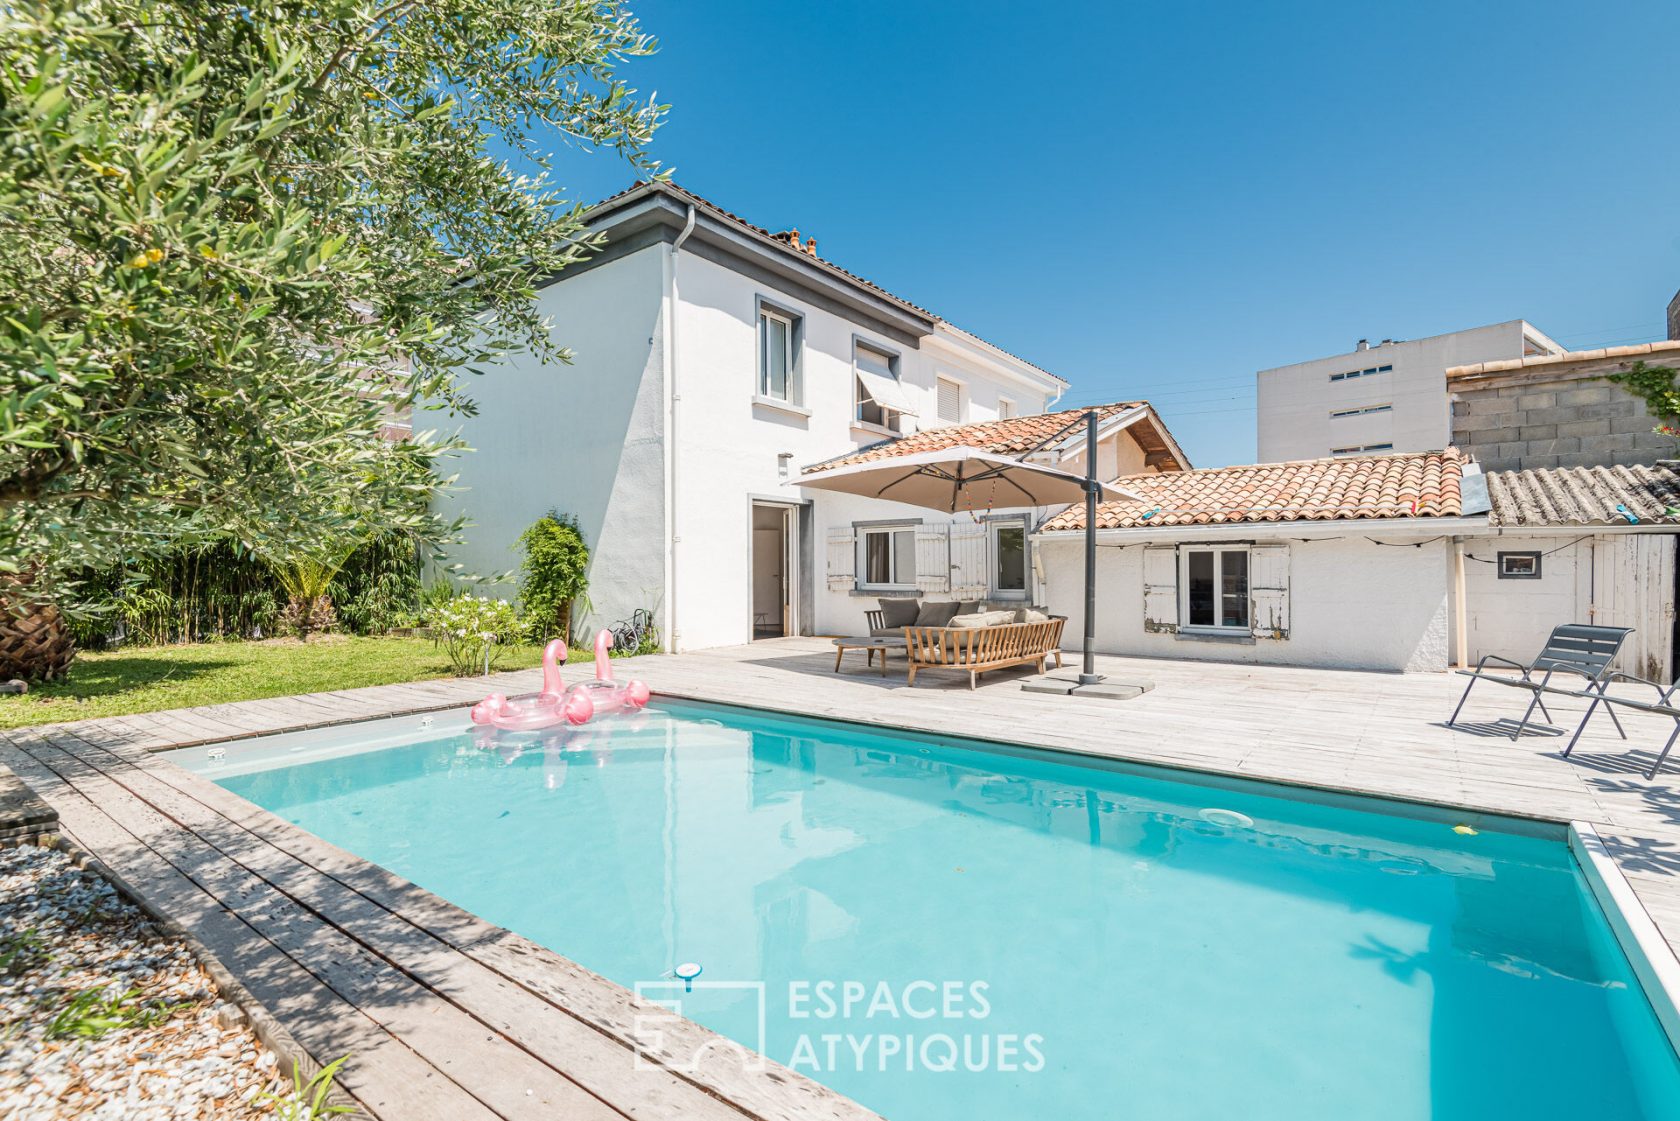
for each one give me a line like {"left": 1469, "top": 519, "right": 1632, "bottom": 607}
{"left": 795, "top": 446, "right": 1132, "bottom": 512}
{"left": 796, "top": 411, "right": 1136, "bottom": 684}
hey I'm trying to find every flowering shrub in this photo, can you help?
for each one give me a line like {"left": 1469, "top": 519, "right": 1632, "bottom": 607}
{"left": 424, "top": 594, "right": 522, "bottom": 676}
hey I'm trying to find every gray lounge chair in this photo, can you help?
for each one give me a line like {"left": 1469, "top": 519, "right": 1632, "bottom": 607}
{"left": 1561, "top": 671, "right": 1680, "bottom": 779}
{"left": 1447, "top": 624, "right": 1634, "bottom": 741}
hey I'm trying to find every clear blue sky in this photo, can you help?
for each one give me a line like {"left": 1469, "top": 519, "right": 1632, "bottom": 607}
{"left": 546, "top": 0, "right": 1680, "bottom": 467}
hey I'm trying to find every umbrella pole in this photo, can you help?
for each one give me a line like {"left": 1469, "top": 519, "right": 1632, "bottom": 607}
{"left": 1080, "top": 408, "right": 1102, "bottom": 685}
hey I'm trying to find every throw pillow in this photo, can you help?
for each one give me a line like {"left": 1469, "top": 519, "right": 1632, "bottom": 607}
{"left": 914, "top": 601, "right": 961, "bottom": 627}
{"left": 879, "top": 598, "right": 920, "bottom": 628}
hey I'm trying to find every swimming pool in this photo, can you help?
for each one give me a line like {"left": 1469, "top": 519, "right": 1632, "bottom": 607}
{"left": 176, "top": 700, "right": 1680, "bottom": 1121}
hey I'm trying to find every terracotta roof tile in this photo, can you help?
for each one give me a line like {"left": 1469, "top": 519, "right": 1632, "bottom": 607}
{"left": 804, "top": 403, "right": 1148, "bottom": 473}
{"left": 1486, "top": 462, "right": 1680, "bottom": 527}
{"left": 1042, "top": 449, "right": 1466, "bottom": 531}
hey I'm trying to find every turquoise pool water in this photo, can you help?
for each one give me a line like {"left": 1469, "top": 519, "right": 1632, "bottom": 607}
{"left": 182, "top": 701, "right": 1680, "bottom": 1121}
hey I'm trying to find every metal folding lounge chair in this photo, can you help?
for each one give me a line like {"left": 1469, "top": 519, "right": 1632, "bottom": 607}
{"left": 1560, "top": 670, "right": 1680, "bottom": 779}
{"left": 1446, "top": 624, "right": 1634, "bottom": 742}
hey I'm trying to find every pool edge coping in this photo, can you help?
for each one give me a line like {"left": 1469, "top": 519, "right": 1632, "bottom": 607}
{"left": 1572, "top": 821, "right": 1680, "bottom": 1053}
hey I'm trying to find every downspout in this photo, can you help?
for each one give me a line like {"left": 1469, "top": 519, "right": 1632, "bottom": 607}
{"left": 1452, "top": 536, "right": 1468, "bottom": 669}
{"left": 664, "top": 203, "right": 697, "bottom": 653}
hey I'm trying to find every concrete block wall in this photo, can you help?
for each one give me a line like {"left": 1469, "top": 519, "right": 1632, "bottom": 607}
{"left": 1451, "top": 377, "right": 1675, "bottom": 471}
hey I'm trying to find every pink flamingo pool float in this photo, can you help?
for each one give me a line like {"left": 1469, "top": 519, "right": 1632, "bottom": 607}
{"left": 469, "top": 629, "right": 648, "bottom": 734}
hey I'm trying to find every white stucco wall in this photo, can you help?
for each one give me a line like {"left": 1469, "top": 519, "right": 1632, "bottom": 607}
{"left": 436, "top": 245, "right": 668, "bottom": 636}
{"left": 1038, "top": 534, "right": 1453, "bottom": 672}
{"left": 670, "top": 252, "right": 1061, "bottom": 650}
{"left": 441, "top": 226, "right": 1067, "bottom": 651}
{"left": 1256, "top": 321, "right": 1559, "bottom": 462}
{"left": 1461, "top": 532, "right": 1675, "bottom": 680}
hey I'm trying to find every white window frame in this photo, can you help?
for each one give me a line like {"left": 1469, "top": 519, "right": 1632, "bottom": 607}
{"left": 756, "top": 302, "right": 800, "bottom": 404}
{"left": 1178, "top": 545, "right": 1251, "bottom": 632}
{"left": 854, "top": 342, "right": 906, "bottom": 434}
{"left": 1329, "top": 403, "right": 1393, "bottom": 419}
{"left": 1330, "top": 442, "right": 1395, "bottom": 456}
{"left": 857, "top": 524, "right": 917, "bottom": 591}
{"left": 989, "top": 517, "right": 1029, "bottom": 599}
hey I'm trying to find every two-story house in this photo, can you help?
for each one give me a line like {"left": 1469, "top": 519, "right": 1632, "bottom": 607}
{"left": 440, "top": 181, "right": 1185, "bottom": 650}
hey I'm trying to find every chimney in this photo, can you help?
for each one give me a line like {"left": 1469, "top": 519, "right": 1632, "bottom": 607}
{"left": 805, "top": 237, "right": 817, "bottom": 257}
{"left": 1356, "top": 339, "right": 1369, "bottom": 351}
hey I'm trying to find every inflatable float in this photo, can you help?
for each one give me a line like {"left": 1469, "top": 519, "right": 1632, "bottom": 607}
{"left": 469, "top": 629, "right": 649, "bottom": 735}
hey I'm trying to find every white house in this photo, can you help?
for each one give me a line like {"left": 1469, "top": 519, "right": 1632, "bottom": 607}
{"left": 1034, "top": 451, "right": 1679, "bottom": 678}
{"left": 1256, "top": 321, "right": 1563, "bottom": 462}
{"left": 439, "top": 181, "right": 1184, "bottom": 650}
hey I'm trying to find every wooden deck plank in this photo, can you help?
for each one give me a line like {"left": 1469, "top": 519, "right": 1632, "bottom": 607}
{"left": 47, "top": 727, "right": 763, "bottom": 1121}
{"left": 1, "top": 739, "right": 501, "bottom": 1121}
{"left": 9, "top": 731, "right": 629, "bottom": 1121}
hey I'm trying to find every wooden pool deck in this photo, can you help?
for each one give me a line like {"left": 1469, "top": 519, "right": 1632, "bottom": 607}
{"left": 6, "top": 637, "right": 1680, "bottom": 1119}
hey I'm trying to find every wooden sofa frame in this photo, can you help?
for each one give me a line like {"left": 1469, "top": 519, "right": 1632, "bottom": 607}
{"left": 902, "top": 618, "right": 1066, "bottom": 689}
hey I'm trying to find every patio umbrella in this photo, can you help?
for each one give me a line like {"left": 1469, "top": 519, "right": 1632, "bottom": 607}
{"left": 796, "top": 411, "right": 1132, "bottom": 685}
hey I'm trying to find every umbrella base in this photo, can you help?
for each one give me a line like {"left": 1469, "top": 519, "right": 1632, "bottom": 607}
{"left": 1021, "top": 671, "right": 1155, "bottom": 700}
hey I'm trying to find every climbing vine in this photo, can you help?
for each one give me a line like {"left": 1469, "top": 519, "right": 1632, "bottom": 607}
{"left": 1606, "top": 361, "right": 1680, "bottom": 421}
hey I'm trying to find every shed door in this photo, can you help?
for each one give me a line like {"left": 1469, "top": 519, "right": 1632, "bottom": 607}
{"left": 1591, "top": 535, "right": 1676, "bottom": 682}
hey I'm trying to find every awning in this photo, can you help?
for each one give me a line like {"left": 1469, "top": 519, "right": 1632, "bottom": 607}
{"left": 854, "top": 351, "right": 917, "bottom": 415}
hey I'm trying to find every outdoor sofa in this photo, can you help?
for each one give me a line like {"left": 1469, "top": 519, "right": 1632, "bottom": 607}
{"left": 866, "top": 598, "right": 1066, "bottom": 689}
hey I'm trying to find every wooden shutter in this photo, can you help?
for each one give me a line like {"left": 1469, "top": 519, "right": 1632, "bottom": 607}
{"left": 826, "top": 528, "right": 855, "bottom": 591}
{"left": 915, "top": 525, "right": 951, "bottom": 595}
{"left": 948, "top": 520, "right": 990, "bottom": 599}
{"left": 1142, "top": 544, "right": 1178, "bottom": 633}
{"left": 1249, "top": 543, "right": 1290, "bottom": 639}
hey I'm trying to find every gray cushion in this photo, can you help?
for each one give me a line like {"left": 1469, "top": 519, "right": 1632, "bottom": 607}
{"left": 949, "top": 609, "right": 1018, "bottom": 629}
{"left": 957, "top": 600, "right": 985, "bottom": 615}
{"left": 914, "top": 600, "right": 961, "bottom": 627}
{"left": 878, "top": 598, "right": 920, "bottom": 629}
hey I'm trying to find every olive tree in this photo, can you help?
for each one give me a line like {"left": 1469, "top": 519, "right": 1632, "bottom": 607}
{"left": 0, "top": 0, "right": 663, "bottom": 674}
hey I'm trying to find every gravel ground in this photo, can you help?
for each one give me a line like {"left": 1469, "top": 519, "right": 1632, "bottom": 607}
{"left": 0, "top": 843, "right": 307, "bottom": 1119}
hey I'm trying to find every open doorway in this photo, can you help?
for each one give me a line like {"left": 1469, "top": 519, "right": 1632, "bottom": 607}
{"left": 751, "top": 503, "right": 795, "bottom": 639}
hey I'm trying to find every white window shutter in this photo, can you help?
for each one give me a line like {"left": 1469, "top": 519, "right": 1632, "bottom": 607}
{"left": 948, "top": 520, "right": 989, "bottom": 599}
{"left": 915, "top": 525, "right": 951, "bottom": 595}
{"left": 1142, "top": 544, "right": 1178, "bottom": 633}
{"left": 1250, "top": 543, "right": 1290, "bottom": 639}
{"left": 937, "top": 378, "right": 961, "bottom": 424}
{"left": 826, "top": 529, "right": 855, "bottom": 591}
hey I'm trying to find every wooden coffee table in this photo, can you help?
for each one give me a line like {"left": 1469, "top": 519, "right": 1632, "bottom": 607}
{"left": 832, "top": 635, "right": 907, "bottom": 677}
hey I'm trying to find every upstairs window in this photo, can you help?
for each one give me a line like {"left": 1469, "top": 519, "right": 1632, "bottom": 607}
{"left": 1329, "top": 364, "right": 1392, "bottom": 383}
{"left": 758, "top": 304, "right": 799, "bottom": 402}
{"left": 1329, "top": 403, "right": 1393, "bottom": 419}
{"left": 1330, "top": 442, "right": 1394, "bottom": 455}
{"left": 998, "top": 397, "right": 1016, "bottom": 420}
{"left": 854, "top": 343, "right": 912, "bottom": 432}
{"left": 936, "top": 377, "right": 963, "bottom": 425}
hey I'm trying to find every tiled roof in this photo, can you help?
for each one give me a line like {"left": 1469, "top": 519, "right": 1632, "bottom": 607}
{"left": 1486, "top": 462, "right": 1680, "bottom": 528}
{"left": 1041, "top": 449, "right": 1466, "bottom": 531}
{"left": 804, "top": 403, "right": 1148, "bottom": 472}
{"left": 587, "top": 181, "right": 1067, "bottom": 385}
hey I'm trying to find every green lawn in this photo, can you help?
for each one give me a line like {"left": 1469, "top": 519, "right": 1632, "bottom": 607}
{"left": 0, "top": 636, "right": 596, "bottom": 731}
